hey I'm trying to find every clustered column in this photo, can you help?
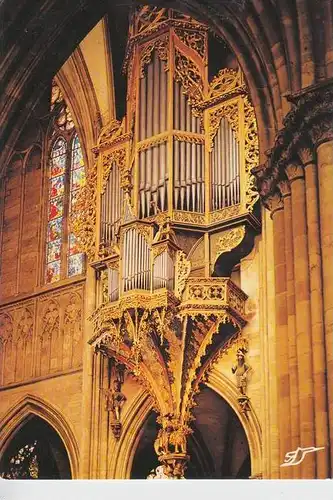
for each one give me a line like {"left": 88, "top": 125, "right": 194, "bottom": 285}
{"left": 312, "top": 126, "right": 333, "bottom": 477}
{"left": 269, "top": 122, "right": 332, "bottom": 478}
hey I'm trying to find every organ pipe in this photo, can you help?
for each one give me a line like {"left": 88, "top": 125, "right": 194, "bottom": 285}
{"left": 211, "top": 117, "right": 241, "bottom": 211}
{"left": 123, "top": 228, "right": 151, "bottom": 293}
{"left": 100, "top": 163, "right": 122, "bottom": 246}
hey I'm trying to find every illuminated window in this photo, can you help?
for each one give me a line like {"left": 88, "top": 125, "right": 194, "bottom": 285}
{"left": 45, "top": 82, "right": 85, "bottom": 284}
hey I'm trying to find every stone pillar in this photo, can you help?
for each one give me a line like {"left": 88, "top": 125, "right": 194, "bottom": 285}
{"left": 314, "top": 130, "right": 333, "bottom": 476}
{"left": 286, "top": 163, "right": 315, "bottom": 478}
{"left": 270, "top": 194, "right": 292, "bottom": 479}
{"left": 79, "top": 265, "right": 97, "bottom": 478}
{"left": 299, "top": 147, "right": 330, "bottom": 478}
{"left": 278, "top": 180, "right": 299, "bottom": 478}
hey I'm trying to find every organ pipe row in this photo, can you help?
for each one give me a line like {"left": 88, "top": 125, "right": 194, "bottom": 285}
{"left": 98, "top": 8, "right": 251, "bottom": 260}
{"left": 100, "top": 163, "right": 122, "bottom": 246}
{"left": 95, "top": 7, "right": 257, "bottom": 308}
{"left": 153, "top": 251, "right": 175, "bottom": 291}
{"left": 211, "top": 118, "right": 241, "bottom": 211}
{"left": 122, "top": 228, "right": 151, "bottom": 292}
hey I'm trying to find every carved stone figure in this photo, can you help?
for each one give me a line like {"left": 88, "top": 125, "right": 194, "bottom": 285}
{"left": 105, "top": 379, "right": 127, "bottom": 423}
{"left": 231, "top": 348, "right": 250, "bottom": 395}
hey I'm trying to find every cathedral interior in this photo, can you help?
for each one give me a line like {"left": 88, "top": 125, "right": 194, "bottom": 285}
{"left": 0, "top": 0, "right": 332, "bottom": 480}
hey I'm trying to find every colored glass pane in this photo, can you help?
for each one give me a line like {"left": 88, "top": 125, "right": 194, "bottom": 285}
{"left": 46, "top": 239, "right": 61, "bottom": 263}
{"left": 49, "top": 175, "right": 65, "bottom": 198}
{"left": 71, "top": 167, "right": 85, "bottom": 190}
{"left": 47, "top": 218, "right": 62, "bottom": 242}
{"left": 48, "top": 197, "right": 63, "bottom": 220}
{"left": 68, "top": 253, "right": 84, "bottom": 277}
{"left": 45, "top": 261, "right": 61, "bottom": 284}
{"left": 72, "top": 143, "right": 84, "bottom": 170}
{"left": 51, "top": 137, "right": 66, "bottom": 158}
{"left": 51, "top": 154, "right": 66, "bottom": 177}
{"left": 69, "top": 233, "right": 80, "bottom": 255}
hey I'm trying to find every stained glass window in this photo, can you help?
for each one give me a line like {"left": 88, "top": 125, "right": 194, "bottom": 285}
{"left": 45, "top": 83, "right": 86, "bottom": 284}
{"left": 68, "top": 134, "right": 85, "bottom": 277}
{"left": 45, "top": 137, "right": 66, "bottom": 284}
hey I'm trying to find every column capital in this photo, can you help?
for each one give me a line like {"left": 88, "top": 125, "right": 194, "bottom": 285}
{"left": 267, "top": 193, "right": 284, "bottom": 218}
{"left": 278, "top": 179, "right": 291, "bottom": 197}
{"left": 298, "top": 147, "right": 316, "bottom": 166}
{"left": 309, "top": 118, "right": 333, "bottom": 149}
{"left": 285, "top": 163, "right": 304, "bottom": 182}
{"left": 253, "top": 81, "right": 333, "bottom": 207}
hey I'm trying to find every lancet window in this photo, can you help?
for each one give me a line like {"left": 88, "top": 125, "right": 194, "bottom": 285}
{"left": 45, "top": 82, "right": 85, "bottom": 284}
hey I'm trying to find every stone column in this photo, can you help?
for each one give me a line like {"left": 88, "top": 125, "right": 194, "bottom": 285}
{"left": 270, "top": 193, "right": 292, "bottom": 479}
{"left": 299, "top": 146, "right": 330, "bottom": 478}
{"left": 278, "top": 180, "right": 299, "bottom": 478}
{"left": 79, "top": 265, "right": 97, "bottom": 478}
{"left": 313, "top": 127, "right": 333, "bottom": 476}
{"left": 286, "top": 163, "right": 315, "bottom": 478}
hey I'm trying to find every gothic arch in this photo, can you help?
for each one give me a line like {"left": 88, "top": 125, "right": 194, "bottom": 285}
{"left": 207, "top": 368, "right": 262, "bottom": 478}
{"left": 0, "top": 394, "right": 80, "bottom": 478}
{"left": 111, "top": 390, "right": 153, "bottom": 479}
{"left": 112, "top": 373, "right": 262, "bottom": 479}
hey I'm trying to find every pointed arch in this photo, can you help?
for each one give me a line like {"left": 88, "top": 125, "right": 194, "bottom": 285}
{"left": 0, "top": 394, "right": 80, "bottom": 478}
{"left": 207, "top": 368, "right": 262, "bottom": 478}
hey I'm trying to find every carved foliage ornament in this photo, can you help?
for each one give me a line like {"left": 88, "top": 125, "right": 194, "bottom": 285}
{"left": 215, "top": 225, "right": 246, "bottom": 260}
{"left": 174, "top": 251, "right": 191, "bottom": 299}
{"left": 174, "top": 49, "right": 204, "bottom": 108}
{"left": 174, "top": 28, "right": 207, "bottom": 60}
{"left": 102, "top": 147, "right": 128, "bottom": 193}
{"left": 70, "top": 160, "right": 97, "bottom": 261}
{"left": 244, "top": 96, "right": 260, "bottom": 211}
{"left": 207, "top": 68, "right": 243, "bottom": 100}
{"left": 140, "top": 35, "right": 169, "bottom": 77}
{"left": 208, "top": 101, "right": 239, "bottom": 152}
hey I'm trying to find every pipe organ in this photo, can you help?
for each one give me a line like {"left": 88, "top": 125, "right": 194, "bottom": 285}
{"left": 80, "top": 6, "right": 260, "bottom": 479}
{"left": 85, "top": 5, "right": 259, "bottom": 307}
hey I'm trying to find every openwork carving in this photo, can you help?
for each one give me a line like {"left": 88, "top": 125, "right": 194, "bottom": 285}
{"left": 174, "top": 28, "right": 207, "bottom": 60}
{"left": 70, "top": 160, "right": 97, "bottom": 261}
{"left": 215, "top": 226, "right": 246, "bottom": 260}
{"left": 172, "top": 211, "right": 205, "bottom": 225}
{"left": 207, "top": 68, "right": 243, "bottom": 100}
{"left": 140, "top": 35, "right": 169, "bottom": 76}
{"left": 137, "top": 134, "right": 168, "bottom": 152}
{"left": 135, "top": 6, "right": 168, "bottom": 36}
{"left": 102, "top": 147, "right": 128, "bottom": 193}
{"left": 175, "top": 251, "right": 191, "bottom": 299}
{"left": 174, "top": 49, "right": 203, "bottom": 107}
{"left": 173, "top": 132, "right": 204, "bottom": 144}
{"left": 244, "top": 96, "right": 259, "bottom": 211}
{"left": 208, "top": 101, "right": 239, "bottom": 152}
{"left": 98, "top": 119, "right": 124, "bottom": 148}
{"left": 209, "top": 205, "right": 241, "bottom": 223}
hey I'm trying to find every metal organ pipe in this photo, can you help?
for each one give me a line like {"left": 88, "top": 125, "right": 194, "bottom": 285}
{"left": 211, "top": 117, "right": 241, "bottom": 211}
{"left": 100, "top": 163, "right": 121, "bottom": 246}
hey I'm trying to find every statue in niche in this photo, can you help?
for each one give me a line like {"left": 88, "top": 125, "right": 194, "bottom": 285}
{"left": 231, "top": 347, "right": 250, "bottom": 396}
{"left": 105, "top": 379, "right": 127, "bottom": 422}
{"left": 104, "top": 376, "right": 126, "bottom": 439}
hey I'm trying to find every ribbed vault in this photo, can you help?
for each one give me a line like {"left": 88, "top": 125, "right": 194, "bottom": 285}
{"left": 1, "top": 0, "right": 333, "bottom": 177}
